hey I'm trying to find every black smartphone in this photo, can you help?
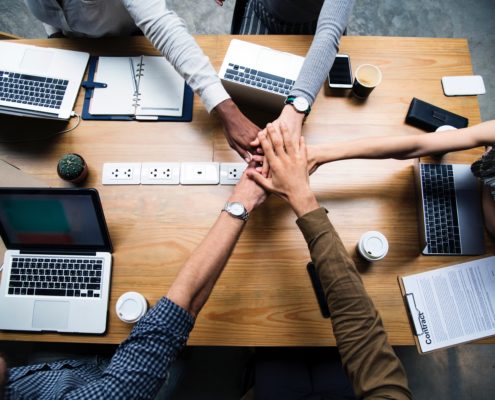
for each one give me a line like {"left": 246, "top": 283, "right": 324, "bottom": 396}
{"left": 307, "top": 262, "right": 331, "bottom": 318}
{"left": 328, "top": 54, "right": 353, "bottom": 89}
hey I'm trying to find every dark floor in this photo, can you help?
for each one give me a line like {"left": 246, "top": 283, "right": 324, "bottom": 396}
{"left": 1, "top": 1, "right": 495, "bottom": 399}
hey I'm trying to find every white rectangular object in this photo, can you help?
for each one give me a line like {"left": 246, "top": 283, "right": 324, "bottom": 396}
{"left": 141, "top": 162, "right": 180, "bottom": 185}
{"left": 219, "top": 39, "right": 304, "bottom": 110}
{"left": 180, "top": 162, "right": 219, "bottom": 185}
{"left": 102, "top": 163, "right": 141, "bottom": 185}
{"left": 401, "top": 256, "right": 495, "bottom": 353}
{"left": 0, "top": 41, "right": 89, "bottom": 120}
{"left": 441, "top": 75, "right": 486, "bottom": 96}
{"left": 220, "top": 163, "right": 247, "bottom": 185}
{"left": 0, "top": 188, "right": 113, "bottom": 334}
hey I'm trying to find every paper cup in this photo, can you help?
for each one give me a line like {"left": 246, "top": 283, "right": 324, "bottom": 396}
{"left": 352, "top": 64, "right": 382, "bottom": 99}
{"left": 357, "top": 231, "right": 389, "bottom": 262}
{"left": 116, "top": 292, "right": 148, "bottom": 324}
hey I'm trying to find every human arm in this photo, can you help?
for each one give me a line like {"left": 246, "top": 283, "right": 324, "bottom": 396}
{"left": 166, "top": 167, "right": 266, "bottom": 316}
{"left": 248, "top": 123, "right": 411, "bottom": 399}
{"left": 307, "top": 119, "right": 495, "bottom": 173}
{"left": 250, "top": 0, "right": 355, "bottom": 150}
{"left": 291, "top": 0, "right": 355, "bottom": 106}
{"left": 214, "top": 99, "right": 262, "bottom": 160}
{"left": 66, "top": 169, "right": 265, "bottom": 400}
{"left": 123, "top": 0, "right": 258, "bottom": 159}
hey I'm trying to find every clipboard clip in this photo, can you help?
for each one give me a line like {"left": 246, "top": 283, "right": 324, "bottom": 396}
{"left": 405, "top": 293, "right": 426, "bottom": 336}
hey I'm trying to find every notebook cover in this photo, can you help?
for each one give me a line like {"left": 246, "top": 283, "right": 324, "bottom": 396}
{"left": 82, "top": 56, "right": 193, "bottom": 122}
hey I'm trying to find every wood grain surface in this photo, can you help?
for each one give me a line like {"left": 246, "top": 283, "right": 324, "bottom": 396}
{"left": 0, "top": 36, "right": 492, "bottom": 346}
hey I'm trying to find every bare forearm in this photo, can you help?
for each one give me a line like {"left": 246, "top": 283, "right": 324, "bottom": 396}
{"left": 313, "top": 120, "right": 495, "bottom": 166}
{"left": 166, "top": 171, "right": 264, "bottom": 317}
{"left": 167, "top": 213, "right": 244, "bottom": 317}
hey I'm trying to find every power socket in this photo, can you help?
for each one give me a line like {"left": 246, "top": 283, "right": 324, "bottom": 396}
{"left": 220, "top": 163, "right": 247, "bottom": 185}
{"left": 180, "top": 162, "right": 220, "bottom": 185}
{"left": 102, "top": 163, "right": 141, "bottom": 185}
{"left": 141, "top": 163, "right": 180, "bottom": 185}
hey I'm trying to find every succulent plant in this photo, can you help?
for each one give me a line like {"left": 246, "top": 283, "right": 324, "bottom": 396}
{"left": 57, "top": 153, "right": 88, "bottom": 183}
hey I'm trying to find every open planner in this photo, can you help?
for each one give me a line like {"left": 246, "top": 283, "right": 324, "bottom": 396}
{"left": 82, "top": 56, "right": 193, "bottom": 121}
{"left": 399, "top": 256, "right": 495, "bottom": 353}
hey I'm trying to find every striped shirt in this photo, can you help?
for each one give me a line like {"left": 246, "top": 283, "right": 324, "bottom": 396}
{"left": 5, "top": 297, "right": 194, "bottom": 400}
{"left": 240, "top": 0, "right": 356, "bottom": 106}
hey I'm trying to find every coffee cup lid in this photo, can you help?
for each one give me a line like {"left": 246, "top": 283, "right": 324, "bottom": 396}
{"left": 435, "top": 125, "right": 457, "bottom": 132}
{"left": 359, "top": 231, "right": 389, "bottom": 260}
{"left": 116, "top": 292, "right": 147, "bottom": 323}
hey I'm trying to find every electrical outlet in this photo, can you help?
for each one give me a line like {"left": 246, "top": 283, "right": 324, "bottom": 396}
{"left": 141, "top": 163, "right": 180, "bottom": 185}
{"left": 102, "top": 163, "right": 141, "bottom": 185}
{"left": 220, "top": 163, "right": 247, "bottom": 185}
{"left": 180, "top": 162, "right": 220, "bottom": 185}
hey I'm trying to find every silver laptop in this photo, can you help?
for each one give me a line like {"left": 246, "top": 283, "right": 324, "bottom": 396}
{"left": 0, "top": 188, "right": 113, "bottom": 334}
{"left": 414, "top": 161, "right": 485, "bottom": 255}
{"left": 0, "top": 42, "right": 89, "bottom": 120}
{"left": 219, "top": 39, "right": 304, "bottom": 110}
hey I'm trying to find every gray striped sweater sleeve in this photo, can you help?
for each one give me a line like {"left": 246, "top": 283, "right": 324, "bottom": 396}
{"left": 290, "top": 0, "right": 355, "bottom": 105}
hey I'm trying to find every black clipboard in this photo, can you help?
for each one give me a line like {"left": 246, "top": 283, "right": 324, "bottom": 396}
{"left": 81, "top": 56, "right": 193, "bottom": 122}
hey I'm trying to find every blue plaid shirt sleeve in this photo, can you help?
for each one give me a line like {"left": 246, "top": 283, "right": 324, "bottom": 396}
{"left": 65, "top": 297, "right": 195, "bottom": 400}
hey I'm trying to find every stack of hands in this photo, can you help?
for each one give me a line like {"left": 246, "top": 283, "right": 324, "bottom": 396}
{"left": 230, "top": 119, "right": 320, "bottom": 219}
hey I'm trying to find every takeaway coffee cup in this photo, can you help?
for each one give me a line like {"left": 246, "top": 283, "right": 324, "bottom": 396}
{"left": 357, "top": 231, "right": 389, "bottom": 262}
{"left": 352, "top": 64, "right": 382, "bottom": 99}
{"left": 116, "top": 291, "right": 148, "bottom": 323}
{"left": 435, "top": 125, "right": 457, "bottom": 132}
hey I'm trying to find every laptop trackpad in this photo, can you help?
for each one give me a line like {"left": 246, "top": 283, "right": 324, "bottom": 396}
{"left": 32, "top": 301, "right": 69, "bottom": 330}
{"left": 20, "top": 49, "right": 53, "bottom": 74}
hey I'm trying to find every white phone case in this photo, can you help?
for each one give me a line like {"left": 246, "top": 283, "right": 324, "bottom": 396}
{"left": 441, "top": 75, "right": 486, "bottom": 96}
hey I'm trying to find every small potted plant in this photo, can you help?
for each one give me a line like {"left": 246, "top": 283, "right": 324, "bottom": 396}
{"left": 57, "top": 153, "right": 88, "bottom": 184}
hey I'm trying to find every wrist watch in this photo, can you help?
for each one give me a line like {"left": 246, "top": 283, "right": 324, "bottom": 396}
{"left": 285, "top": 95, "right": 311, "bottom": 117}
{"left": 222, "top": 202, "right": 249, "bottom": 221}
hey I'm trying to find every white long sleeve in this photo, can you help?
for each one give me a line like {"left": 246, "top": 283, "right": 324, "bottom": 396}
{"left": 25, "top": 0, "right": 230, "bottom": 112}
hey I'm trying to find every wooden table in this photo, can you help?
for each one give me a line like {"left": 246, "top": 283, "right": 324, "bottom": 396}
{"left": 0, "top": 35, "right": 492, "bottom": 346}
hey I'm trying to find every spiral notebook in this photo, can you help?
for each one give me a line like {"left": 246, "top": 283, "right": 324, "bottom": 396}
{"left": 82, "top": 56, "right": 193, "bottom": 121}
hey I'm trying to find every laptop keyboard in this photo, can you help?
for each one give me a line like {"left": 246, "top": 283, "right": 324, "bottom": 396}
{"left": 224, "top": 64, "right": 293, "bottom": 95}
{"left": 0, "top": 70, "right": 68, "bottom": 110}
{"left": 8, "top": 256, "right": 103, "bottom": 298}
{"left": 421, "top": 164, "right": 462, "bottom": 254}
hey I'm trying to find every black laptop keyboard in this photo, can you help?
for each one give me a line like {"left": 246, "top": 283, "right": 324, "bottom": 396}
{"left": 8, "top": 256, "right": 103, "bottom": 298}
{"left": 0, "top": 70, "right": 68, "bottom": 110}
{"left": 224, "top": 64, "right": 293, "bottom": 95}
{"left": 421, "top": 164, "right": 462, "bottom": 254}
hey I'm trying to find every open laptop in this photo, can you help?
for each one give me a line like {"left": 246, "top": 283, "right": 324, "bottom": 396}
{"left": 414, "top": 161, "right": 485, "bottom": 255}
{"left": 219, "top": 39, "right": 305, "bottom": 110}
{"left": 0, "top": 188, "right": 113, "bottom": 334}
{"left": 0, "top": 42, "right": 89, "bottom": 120}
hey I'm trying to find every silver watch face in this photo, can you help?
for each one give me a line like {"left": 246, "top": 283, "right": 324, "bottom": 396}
{"left": 293, "top": 96, "right": 309, "bottom": 112}
{"left": 229, "top": 202, "right": 245, "bottom": 216}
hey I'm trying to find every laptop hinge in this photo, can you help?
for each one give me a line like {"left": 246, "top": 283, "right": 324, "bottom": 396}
{"left": 19, "top": 250, "right": 98, "bottom": 256}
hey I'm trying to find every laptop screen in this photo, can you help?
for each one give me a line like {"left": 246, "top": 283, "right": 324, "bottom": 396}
{"left": 0, "top": 188, "right": 112, "bottom": 252}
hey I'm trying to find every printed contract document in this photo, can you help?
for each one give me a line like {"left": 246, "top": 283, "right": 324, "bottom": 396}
{"left": 401, "top": 256, "right": 495, "bottom": 353}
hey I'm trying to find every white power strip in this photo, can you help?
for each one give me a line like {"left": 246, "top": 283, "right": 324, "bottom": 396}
{"left": 102, "top": 163, "right": 142, "bottom": 185}
{"left": 102, "top": 162, "right": 245, "bottom": 185}
{"left": 180, "top": 162, "right": 220, "bottom": 185}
